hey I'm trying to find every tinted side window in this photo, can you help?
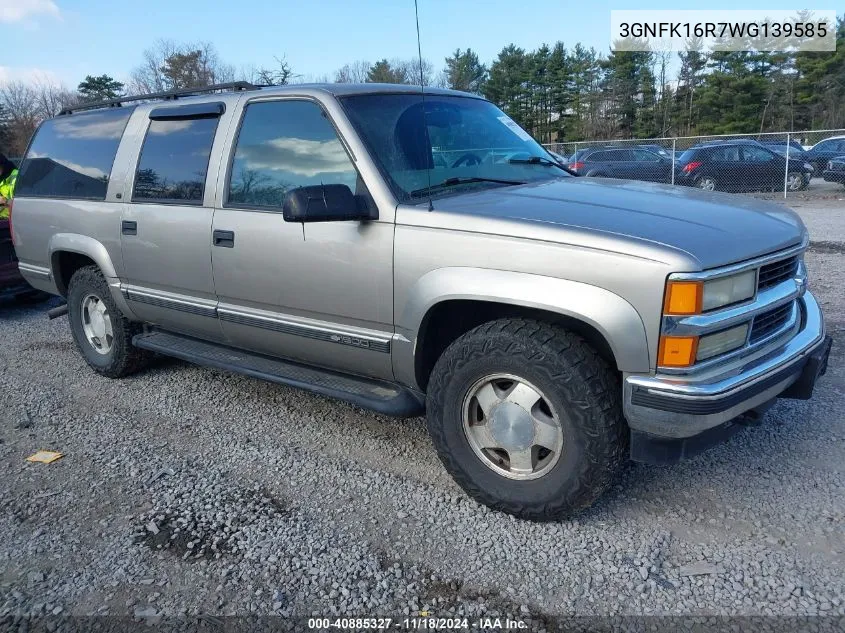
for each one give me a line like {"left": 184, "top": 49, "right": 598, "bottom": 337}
{"left": 711, "top": 146, "right": 741, "bottom": 161}
{"left": 227, "top": 100, "right": 358, "bottom": 209}
{"left": 16, "top": 108, "right": 133, "bottom": 200}
{"left": 634, "top": 149, "right": 660, "bottom": 161}
{"left": 133, "top": 118, "right": 219, "bottom": 203}
{"left": 588, "top": 151, "right": 609, "bottom": 162}
{"left": 743, "top": 146, "right": 774, "bottom": 162}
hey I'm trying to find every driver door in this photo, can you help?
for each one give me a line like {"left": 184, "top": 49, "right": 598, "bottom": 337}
{"left": 211, "top": 97, "right": 395, "bottom": 380}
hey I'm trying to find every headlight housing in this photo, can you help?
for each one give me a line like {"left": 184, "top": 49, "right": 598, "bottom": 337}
{"left": 664, "top": 270, "right": 756, "bottom": 315}
{"left": 696, "top": 324, "right": 749, "bottom": 361}
{"left": 701, "top": 270, "right": 756, "bottom": 311}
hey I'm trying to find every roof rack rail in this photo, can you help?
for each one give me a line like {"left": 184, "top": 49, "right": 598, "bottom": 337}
{"left": 59, "top": 81, "right": 259, "bottom": 115}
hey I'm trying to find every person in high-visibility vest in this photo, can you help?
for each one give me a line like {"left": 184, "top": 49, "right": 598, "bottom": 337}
{"left": 0, "top": 153, "right": 18, "bottom": 220}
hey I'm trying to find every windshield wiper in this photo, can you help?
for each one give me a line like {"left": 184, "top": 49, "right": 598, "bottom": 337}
{"left": 509, "top": 155, "right": 578, "bottom": 176}
{"left": 509, "top": 155, "right": 569, "bottom": 168}
{"left": 409, "top": 177, "right": 525, "bottom": 198}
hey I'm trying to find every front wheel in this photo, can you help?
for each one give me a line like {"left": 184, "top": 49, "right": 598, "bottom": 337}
{"left": 425, "top": 318, "right": 627, "bottom": 521}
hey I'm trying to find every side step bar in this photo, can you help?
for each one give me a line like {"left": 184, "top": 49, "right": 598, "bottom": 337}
{"left": 132, "top": 330, "right": 425, "bottom": 418}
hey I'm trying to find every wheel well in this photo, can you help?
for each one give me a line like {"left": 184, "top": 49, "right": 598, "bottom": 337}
{"left": 414, "top": 300, "right": 618, "bottom": 391}
{"left": 52, "top": 251, "right": 97, "bottom": 296}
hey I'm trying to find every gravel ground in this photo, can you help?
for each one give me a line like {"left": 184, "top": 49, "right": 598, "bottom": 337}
{"left": 1, "top": 208, "right": 844, "bottom": 630}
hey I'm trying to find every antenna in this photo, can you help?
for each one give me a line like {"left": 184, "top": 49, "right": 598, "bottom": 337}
{"left": 414, "top": 0, "right": 434, "bottom": 211}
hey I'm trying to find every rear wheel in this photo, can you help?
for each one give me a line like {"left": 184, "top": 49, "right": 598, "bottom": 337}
{"left": 695, "top": 176, "right": 717, "bottom": 191}
{"left": 425, "top": 318, "right": 627, "bottom": 521}
{"left": 67, "top": 265, "right": 152, "bottom": 378}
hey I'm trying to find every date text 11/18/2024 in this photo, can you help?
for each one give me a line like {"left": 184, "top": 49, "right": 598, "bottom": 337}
{"left": 307, "top": 616, "right": 530, "bottom": 630}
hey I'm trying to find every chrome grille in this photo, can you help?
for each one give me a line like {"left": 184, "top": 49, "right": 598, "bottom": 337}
{"left": 757, "top": 256, "right": 798, "bottom": 290}
{"left": 749, "top": 302, "right": 793, "bottom": 344}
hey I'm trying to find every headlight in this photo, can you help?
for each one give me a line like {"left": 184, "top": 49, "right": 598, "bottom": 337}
{"left": 829, "top": 161, "right": 835, "bottom": 170}
{"left": 701, "top": 270, "right": 756, "bottom": 311}
{"left": 665, "top": 270, "right": 757, "bottom": 315}
{"left": 804, "top": 162, "right": 813, "bottom": 171}
{"left": 696, "top": 324, "right": 749, "bottom": 361}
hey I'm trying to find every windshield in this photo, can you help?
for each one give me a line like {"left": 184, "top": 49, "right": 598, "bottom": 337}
{"left": 339, "top": 94, "right": 570, "bottom": 202}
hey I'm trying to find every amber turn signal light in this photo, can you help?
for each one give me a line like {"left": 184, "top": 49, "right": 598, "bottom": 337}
{"left": 663, "top": 280, "right": 703, "bottom": 315}
{"left": 658, "top": 335, "right": 698, "bottom": 368}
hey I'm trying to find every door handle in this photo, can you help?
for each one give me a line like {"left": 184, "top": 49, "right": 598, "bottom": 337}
{"left": 213, "top": 230, "right": 235, "bottom": 248}
{"left": 122, "top": 220, "right": 137, "bottom": 236}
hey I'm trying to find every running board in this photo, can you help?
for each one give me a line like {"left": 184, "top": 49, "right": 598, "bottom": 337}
{"left": 132, "top": 330, "right": 425, "bottom": 418}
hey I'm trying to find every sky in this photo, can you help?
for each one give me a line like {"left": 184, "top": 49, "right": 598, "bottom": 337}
{"left": 1, "top": 0, "right": 838, "bottom": 89}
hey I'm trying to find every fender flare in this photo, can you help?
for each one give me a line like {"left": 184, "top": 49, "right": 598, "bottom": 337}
{"left": 48, "top": 233, "right": 119, "bottom": 294}
{"left": 394, "top": 267, "right": 651, "bottom": 387}
{"left": 47, "top": 233, "right": 139, "bottom": 319}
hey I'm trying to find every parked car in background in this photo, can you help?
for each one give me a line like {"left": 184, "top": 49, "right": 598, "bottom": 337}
{"left": 567, "top": 147, "right": 673, "bottom": 182}
{"left": 675, "top": 141, "right": 813, "bottom": 192}
{"left": 804, "top": 136, "right": 845, "bottom": 173}
{"left": 823, "top": 156, "right": 845, "bottom": 187}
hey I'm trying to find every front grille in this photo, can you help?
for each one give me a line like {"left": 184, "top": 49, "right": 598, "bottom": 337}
{"left": 758, "top": 255, "right": 798, "bottom": 290}
{"left": 749, "top": 302, "right": 793, "bottom": 344}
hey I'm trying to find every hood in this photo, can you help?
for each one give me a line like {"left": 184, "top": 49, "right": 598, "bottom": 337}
{"left": 427, "top": 178, "right": 806, "bottom": 269}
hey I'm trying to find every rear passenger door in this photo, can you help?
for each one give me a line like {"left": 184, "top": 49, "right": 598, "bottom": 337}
{"left": 119, "top": 101, "right": 235, "bottom": 341}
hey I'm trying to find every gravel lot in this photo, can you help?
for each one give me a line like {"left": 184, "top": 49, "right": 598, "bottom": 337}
{"left": 1, "top": 202, "right": 844, "bottom": 630}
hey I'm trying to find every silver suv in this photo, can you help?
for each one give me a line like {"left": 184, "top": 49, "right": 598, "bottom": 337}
{"left": 12, "top": 82, "right": 832, "bottom": 520}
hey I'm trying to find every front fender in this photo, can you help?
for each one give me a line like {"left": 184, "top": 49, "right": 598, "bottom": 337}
{"left": 393, "top": 267, "right": 650, "bottom": 388}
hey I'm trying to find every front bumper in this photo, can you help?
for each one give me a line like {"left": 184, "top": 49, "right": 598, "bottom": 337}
{"left": 624, "top": 291, "right": 831, "bottom": 463}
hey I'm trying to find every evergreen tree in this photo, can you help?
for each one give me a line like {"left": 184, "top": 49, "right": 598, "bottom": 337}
{"left": 366, "top": 60, "right": 409, "bottom": 84}
{"left": 444, "top": 49, "right": 487, "bottom": 93}
{"left": 77, "top": 75, "right": 124, "bottom": 102}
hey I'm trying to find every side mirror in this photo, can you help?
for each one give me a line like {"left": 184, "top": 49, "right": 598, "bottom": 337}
{"left": 282, "top": 184, "right": 375, "bottom": 223}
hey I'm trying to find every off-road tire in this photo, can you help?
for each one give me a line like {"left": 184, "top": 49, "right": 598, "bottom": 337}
{"left": 67, "top": 265, "right": 151, "bottom": 378}
{"left": 425, "top": 318, "right": 628, "bottom": 521}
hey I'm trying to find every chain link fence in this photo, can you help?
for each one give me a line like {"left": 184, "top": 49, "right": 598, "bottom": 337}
{"left": 544, "top": 130, "right": 845, "bottom": 200}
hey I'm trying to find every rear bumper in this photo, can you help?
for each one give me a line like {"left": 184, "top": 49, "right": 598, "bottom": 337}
{"left": 624, "top": 291, "right": 831, "bottom": 462}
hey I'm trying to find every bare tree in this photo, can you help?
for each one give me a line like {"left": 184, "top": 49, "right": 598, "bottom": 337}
{"left": 129, "top": 40, "right": 235, "bottom": 94}
{"left": 0, "top": 81, "right": 38, "bottom": 155}
{"left": 334, "top": 60, "right": 371, "bottom": 84}
{"left": 253, "top": 57, "right": 295, "bottom": 86}
{"left": 0, "top": 79, "right": 79, "bottom": 154}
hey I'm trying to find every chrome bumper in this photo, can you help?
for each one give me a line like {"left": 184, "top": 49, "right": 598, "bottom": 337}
{"left": 623, "top": 291, "right": 828, "bottom": 439}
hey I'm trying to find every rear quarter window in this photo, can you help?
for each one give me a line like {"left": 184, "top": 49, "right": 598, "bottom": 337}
{"left": 16, "top": 108, "right": 134, "bottom": 200}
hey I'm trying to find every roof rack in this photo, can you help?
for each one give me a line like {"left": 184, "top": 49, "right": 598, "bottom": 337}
{"left": 59, "top": 81, "right": 260, "bottom": 115}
